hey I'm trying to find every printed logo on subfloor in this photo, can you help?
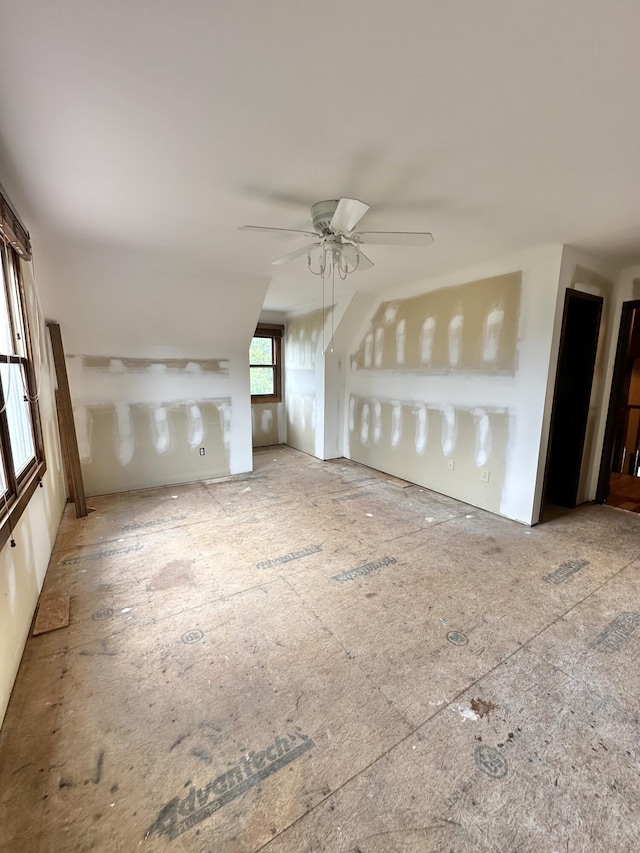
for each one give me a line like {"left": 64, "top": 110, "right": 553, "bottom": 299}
{"left": 146, "top": 728, "right": 314, "bottom": 840}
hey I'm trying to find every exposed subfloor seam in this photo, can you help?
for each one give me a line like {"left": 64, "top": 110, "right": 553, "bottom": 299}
{"left": 258, "top": 553, "right": 640, "bottom": 852}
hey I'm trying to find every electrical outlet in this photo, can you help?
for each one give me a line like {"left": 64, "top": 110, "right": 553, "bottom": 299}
{"left": 447, "top": 458, "right": 455, "bottom": 471}
{"left": 199, "top": 447, "right": 205, "bottom": 456}
{"left": 481, "top": 469, "right": 490, "bottom": 482}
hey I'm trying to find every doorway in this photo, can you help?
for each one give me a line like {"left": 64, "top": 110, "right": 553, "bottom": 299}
{"left": 543, "top": 289, "right": 603, "bottom": 510}
{"left": 597, "top": 300, "right": 640, "bottom": 513}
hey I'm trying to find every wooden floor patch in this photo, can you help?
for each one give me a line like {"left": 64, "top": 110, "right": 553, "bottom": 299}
{"left": 33, "top": 596, "right": 70, "bottom": 635}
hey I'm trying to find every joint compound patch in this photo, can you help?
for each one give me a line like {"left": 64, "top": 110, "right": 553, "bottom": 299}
{"left": 256, "top": 546, "right": 322, "bottom": 570}
{"left": 543, "top": 559, "right": 589, "bottom": 585}
{"left": 122, "top": 515, "right": 186, "bottom": 530}
{"left": 61, "top": 545, "right": 143, "bottom": 565}
{"left": 475, "top": 745, "right": 508, "bottom": 779}
{"left": 590, "top": 612, "right": 640, "bottom": 653}
{"left": 145, "top": 729, "right": 314, "bottom": 840}
{"left": 332, "top": 556, "right": 397, "bottom": 583}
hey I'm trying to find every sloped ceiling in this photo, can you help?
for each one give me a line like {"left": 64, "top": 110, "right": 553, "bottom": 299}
{"left": 1, "top": 0, "right": 640, "bottom": 319}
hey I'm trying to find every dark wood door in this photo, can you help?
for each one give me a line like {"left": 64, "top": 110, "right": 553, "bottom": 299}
{"left": 597, "top": 301, "right": 640, "bottom": 502}
{"left": 545, "top": 289, "right": 603, "bottom": 508}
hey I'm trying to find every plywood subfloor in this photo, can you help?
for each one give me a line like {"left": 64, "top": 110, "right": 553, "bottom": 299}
{"left": 32, "top": 595, "right": 71, "bottom": 635}
{"left": 1, "top": 446, "right": 639, "bottom": 852}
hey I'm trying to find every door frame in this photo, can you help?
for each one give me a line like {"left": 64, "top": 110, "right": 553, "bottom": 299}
{"left": 596, "top": 299, "right": 640, "bottom": 503}
{"left": 540, "top": 288, "right": 603, "bottom": 517}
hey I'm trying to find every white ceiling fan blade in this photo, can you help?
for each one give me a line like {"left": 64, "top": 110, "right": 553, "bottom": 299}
{"left": 342, "top": 243, "right": 374, "bottom": 271}
{"left": 272, "top": 242, "right": 321, "bottom": 265}
{"left": 330, "top": 198, "right": 370, "bottom": 234}
{"left": 353, "top": 231, "right": 434, "bottom": 247}
{"left": 239, "top": 225, "right": 318, "bottom": 237}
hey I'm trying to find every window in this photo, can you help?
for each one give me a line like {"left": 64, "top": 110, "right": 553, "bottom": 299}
{"left": 250, "top": 325, "right": 283, "bottom": 403}
{"left": 0, "top": 237, "right": 45, "bottom": 547}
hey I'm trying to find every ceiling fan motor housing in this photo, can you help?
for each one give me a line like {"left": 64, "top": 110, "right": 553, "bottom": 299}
{"left": 311, "top": 200, "right": 341, "bottom": 234}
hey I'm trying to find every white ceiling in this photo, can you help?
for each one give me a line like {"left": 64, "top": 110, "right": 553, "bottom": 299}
{"left": 1, "top": 0, "right": 640, "bottom": 315}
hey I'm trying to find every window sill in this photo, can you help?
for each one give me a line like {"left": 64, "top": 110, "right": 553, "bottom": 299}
{"left": 251, "top": 395, "right": 282, "bottom": 405}
{"left": 0, "top": 458, "right": 47, "bottom": 551}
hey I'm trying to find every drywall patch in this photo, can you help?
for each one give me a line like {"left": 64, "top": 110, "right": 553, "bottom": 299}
{"left": 482, "top": 303, "right": 505, "bottom": 363}
{"left": 252, "top": 402, "right": 280, "bottom": 447}
{"left": 75, "top": 405, "right": 94, "bottom": 463}
{"left": 348, "top": 396, "right": 509, "bottom": 515}
{"left": 543, "top": 559, "right": 589, "bottom": 585}
{"left": 360, "top": 403, "right": 370, "bottom": 445}
{"left": 285, "top": 392, "right": 316, "bottom": 456}
{"left": 473, "top": 408, "right": 491, "bottom": 467}
{"left": 285, "top": 309, "right": 327, "bottom": 369}
{"left": 352, "top": 272, "right": 521, "bottom": 373}
{"left": 68, "top": 352, "right": 234, "bottom": 494}
{"left": 81, "top": 400, "right": 231, "bottom": 495}
{"left": 415, "top": 404, "right": 427, "bottom": 455}
{"left": 441, "top": 405, "right": 456, "bottom": 457}
{"left": 78, "top": 356, "right": 229, "bottom": 374}
{"left": 448, "top": 305, "right": 464, "bottom": 366}
{"left": 374, "top": 328, "right": 384, "bottom": 367}
{"left": 395, "top": 318, "right": 406, "bottom": 365}
{"left": 391, "top": 401, "right": 403, "bottom": 448}
{"left": 373, "top": 400, "right": 382, "bottom": 443}
{"left": 146, "top": 729, "right": 314, "bottom": 841}
{"left": 420, "top": 316, "right": 436, "bottom": 365}
{"left": 114, "top": 403, "right": 135, "bottom": 464}
{"left": 187, "top": 402, "right": 204, "bottom": 448}
{"left": 332, "top": 556, "right": 397, "bottom": 583}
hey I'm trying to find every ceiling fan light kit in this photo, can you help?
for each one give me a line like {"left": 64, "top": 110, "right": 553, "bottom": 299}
{"left": 239, "top": 197, "right": 434, "bottom": 281}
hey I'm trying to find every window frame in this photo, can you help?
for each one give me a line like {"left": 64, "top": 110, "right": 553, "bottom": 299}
{"left": 250, "top": 324, "right": 283, "bottom": 404}
{"left": 0, "top": 241, "right": 46, "bottom": 550}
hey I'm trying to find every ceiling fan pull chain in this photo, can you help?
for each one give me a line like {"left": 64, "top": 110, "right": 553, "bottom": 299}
{"left": 331, "top": 263, "right": 335, "bottom": 353}
{"left": 322, "top": 273, "right": 326, "bottom": 353}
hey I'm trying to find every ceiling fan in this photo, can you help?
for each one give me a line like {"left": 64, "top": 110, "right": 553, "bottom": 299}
{"left": 239, "top": 198, "right": 433, "bottom": 278}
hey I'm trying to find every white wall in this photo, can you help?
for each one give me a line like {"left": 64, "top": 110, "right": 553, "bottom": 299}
{"left": 340, "top": 246, "right": 564, "bottom": 525}
{"left": 280, "top": 247, "right": 638, "bottom": 524}
{"left": 0, "top": 259, "right": 67, "bottom": 728}
{"left": 535, "top": 255, "right": 640, "bottom": 517}
{"left": 615, "top": 267, "right": 640, "bottom": 304}
{"left": 36, "top": 236, "right": 270, "bottom": 491}
{"left": 323, "top": 292, "right": 377, "bottom": 460}
{"left": 284, "top": 307, "right": 326, "bottom": 458}
{"left": 283, "top": 294, "right": 373, "bottom": 460}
